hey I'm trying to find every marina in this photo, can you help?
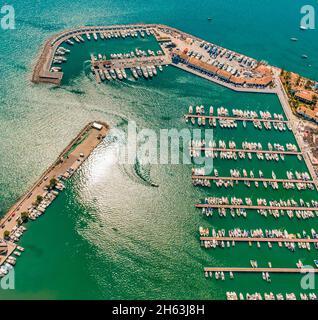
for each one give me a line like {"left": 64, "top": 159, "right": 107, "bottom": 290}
{"left": 91, "top": 55, "right": 168, "bottom": 84}
{"left": 24, "top": 19, "right": 318, "bottom": 299}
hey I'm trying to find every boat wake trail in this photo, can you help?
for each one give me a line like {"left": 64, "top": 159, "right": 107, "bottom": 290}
{"left": 133, "top": 159, "right": 159, "bottom": 188}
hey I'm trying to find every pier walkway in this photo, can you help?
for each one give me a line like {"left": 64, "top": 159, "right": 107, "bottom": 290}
{"left": 195, "top": 204, "right": 318, "bottom": 211}
{"left": 204, "top": 267, "right": 318, "bottom": 274}
{"left": 200, "top": 237, "right": 318, "bottom": 243}
{"left": 92, "top": 56, "right": 169, "bottom": 69}
{"left": 0, "top": 242, "right": 16, "bottom": 266}
{"left": 190, "top": 147, "right": 301, "bottom": 156}
{"left": 192, "top": 175, "right": 314, "bottom": 184}
{"left": 185, "top": 114, "right": 288, "bottom": 123}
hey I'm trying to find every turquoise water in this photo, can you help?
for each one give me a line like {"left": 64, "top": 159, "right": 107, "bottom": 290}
{"left": 0, "top": 0, "right": 318, "bottom": 299}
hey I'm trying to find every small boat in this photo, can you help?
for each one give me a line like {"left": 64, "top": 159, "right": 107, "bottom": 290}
{"left": 121, "top": 68, "right": 127, "bottom": 79}
{"left": 131, "top": 68, "right": 138, "bottom": 79}
{"left": 300, "top": 25, "right": 307, "bottom": 30}
{"left": 104, "top": 70, "right": 111, "bottom": 81}
{"left": 302, "top": 54, "right": 308, "bottom": 59}
{"left": 136, "top": 66, "right": 143, "bottom": 77}
{"left": 109, "top": 69, "right": 117, "bottom": 80}
{"left": 290, "top": 37, "right": 298, "bottom": 41}
{"left": 152, "top": 65, "right": 157, "bottom": 76}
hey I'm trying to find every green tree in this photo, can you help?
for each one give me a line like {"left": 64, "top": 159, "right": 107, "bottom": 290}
{"left": 3, "top": 230, "right": 10, "bottom": 239}
{"left": 305, "top": 80, "right": 314, "bottom": 90}
{"left": 21, "top": 211, "right": 29, "bottom": 222}
{"left": 34, "top": 195, "right": 43, "bottom": 206}
{"left": 49, "top": 178, "right": 58, "bottom": 190}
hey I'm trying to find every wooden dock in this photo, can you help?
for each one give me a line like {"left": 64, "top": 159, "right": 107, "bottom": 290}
{"left": 200, "top": 236, "right": 318, "bottom": 243}
{"left": 190, "top": 147, "right": 301, "bottom": 156}
{"left": 192, "top": 175, "right": 314, "bottom": 184}
{"left": 204, "top": 267, "right": 318, "bottom": 274}
{"left": 196, "top": 204, "right": 318, "bottom": 211}
{"left": 185, "top": 114, "right": 289, "bottom": 123}
{"left": 0, "top": 242, "right": 17, "bottom": 266}
{"left": 94, "top": 70, "right": 101, "bottom": 84}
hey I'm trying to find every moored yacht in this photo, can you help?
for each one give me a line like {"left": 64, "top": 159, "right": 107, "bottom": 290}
{"left": 109, "top": 69, "right": 117, "bottom": 80}
{"left": 131, "top": 68, "right": 138, "bottom": 79}
{"left": 147, "top": 66, "right": 153, "bottom": 78}
{"left": 141, "top": 66, "right": 149, "bottom": 79}
{"left": 152, "top": 65, "right": 157, "bottom": 76}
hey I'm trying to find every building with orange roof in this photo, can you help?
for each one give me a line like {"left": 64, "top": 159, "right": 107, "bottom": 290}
{"left": 295, "top": 90, "right": 315, "bottom": 104}
{"left": 171, "top": 51, "right": 272, "bottom": 88}
{"left": 216, "top": 69, "right": 232, "bottom": 82}
{"left": 244, "top": 76, "right": 273, "bottom": 88}
{"left": 229, "top": 76, "right": 245, "bottom": 86}
{"left": 297, "top": 105, "right": 318, "bottom": 123}
{"left": 172, "top": 49, "right": 189, "bottom": 63}
{"left": 254, "top": 65, "right": 272, "bottom": 76}
{"left": 187, "top": 57, "right": 219, "bottom": 75}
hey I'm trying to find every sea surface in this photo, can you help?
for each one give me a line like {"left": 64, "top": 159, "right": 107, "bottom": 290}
{"left": 0, "top": 0, "right": 318, "bottom": 299}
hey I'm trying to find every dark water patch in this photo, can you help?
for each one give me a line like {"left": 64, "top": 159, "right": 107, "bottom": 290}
{"left": 68, "top": 88, "right": 86, "bottom": 95}
{"left": 48, "top": 86, "right": 63, "bottom": 92}
{"left": 133, "top": 160, "right": 159, "bottom": 188}
{"left": 23, "top": 243, "right": 45, "bottom": 257}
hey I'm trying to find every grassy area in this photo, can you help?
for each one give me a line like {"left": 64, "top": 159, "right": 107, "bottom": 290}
{"left": 64, "top": 131, "right": 89, "bottom": 158}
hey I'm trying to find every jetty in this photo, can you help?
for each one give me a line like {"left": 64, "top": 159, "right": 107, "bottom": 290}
{"left": 200, "top": 236, "right": 318, "bottom": 243}
{"left": 192, "top": 175, "right": 314, "bottom": 184}
{"left": 185, "top": 114, "right": 289, "bottom": 123}
{"left": 204, "top": 267, "right": 318, "bottom": 274}
{"left": 190, "top": 147, "right": 301, "bottom": 156}
{"left": 0, "top": 122, "right": 109, "bottom": 267}
{"left": 92, "top": 56, "right": 168, "bottom": 70}
{"left": 196, "top": 204, "right": 318, "bottom": 211}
